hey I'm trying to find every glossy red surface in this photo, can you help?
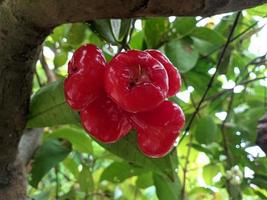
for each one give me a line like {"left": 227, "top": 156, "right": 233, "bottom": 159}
{"left": 104, "top": 50, "right": 169, "bottom": 113}
{"left": 146, "top": 49, "right": 181, "bottom": 97}
{"left": 64, "top": 44, "right": 106, "bottom": 111}
{"left": 131, "top": 101, "right": 185, "bottom": 158}
{"left": 68, "top": 44, "right": 106, "bottom": 75}
{"left": 80, "top": 95, "right": 132, "bottom": 143}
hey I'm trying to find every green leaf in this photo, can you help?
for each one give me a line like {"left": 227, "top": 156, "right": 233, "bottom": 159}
{"left": 247, "top": 4, "right": 267, "bottom": 16}
{"left": 236, "top": 107, "right": 265, "bottom": 141}
{"left": 173, "top": 17, "right": 196, "bottom": 37}
{"left": 218, "top": 46, "right": 232, "bottom": 74}
{"left": 45, "top": 127, "right": 93, "bottom": 153}
{"left": 192, "top": 37, "right": 217, "bottom": 55}
{"left": 144, "top": 18, "right": 169, "bottom": 48}
{"left": 165, "top": 39, "right": 199, "bottom": 73}
{"left": 102, "top": 139, "right": 181, "bottom": 200}
{"left": 130, "top": 31, "right": 144, "bottom": 50}
{"left": 78, "top": 165, "right": 94, "bottom": 193}
{"left": 67, "top": 23, "right": 87, "bottom": 46}
{"left": 191, "top": 143, "right": 214, "bottom": 157}
{"left": 178, "top": 135, "right": 199, "bottom": 168}
{"left": 202, "top": 164, "right": 221, "bottom": 185}
{"left": 189, "top": 187, "right": 214, "bottom": 195}
{"left": 27, "top": 79, "right": 79, "bottom": 128}
{"left": 110, "top": 19, "right": 132, "bottom": 42}
{"left": 54, "top": 51, "right": 68, "bottom": 68}
{"left": 255, "top": 190, "right": 267, "bottom": 199}
{"left": 100, "top": 131, "right": 178, "bottom": 179}
{"left": 63, "top": 155, "right": 79, "bottom": 178}
{"left": 153, "top": 173, "right": 181, "bottom": 200}
{"left": 30, "top": 139, "right": 72, "bottom": 188}
{"left": 251, "top": 174, "right": 267, "bottom": 192}
{"left": 88, "top": 32, "right": 105, "bottom": 47}
{"left": 89, "top": 20, "right": 117, "bottom": 44}
{"left": 135, "top": 172, "right": 154, "bottom": 189}
{"left": 190, "top": 27, "right": 225, "bottom": 46}
{"left": 214, "top": 15, "right": 233, "bottom": 36}
{"left": 100, "top": 162, "right": 147, "bottom": 183}
{"left": 89, "top": 19, "right": 131, "bottom": 44}
{"left": 185, "top": 61, "right": 211, "bottom": 94}
{"left": 59, "top": 187, "right": 78, "bottom": 200}
{"left": 195, "top": 116, "right": 218, "bottom": 145}
{"left": 31, "top": 187, "right": 55, "bottom": 200}
{"left": 136, "top": 172, "right": 153, "bottom": 189}
{"left": 51, "top": 25, "right": 69, "bottom": 42}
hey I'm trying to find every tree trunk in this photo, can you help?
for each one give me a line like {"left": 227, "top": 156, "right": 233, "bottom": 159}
{"left": 0, "top": 0, "right": 266, "bottom": 199}
{"left": 0, "top": 4, "right": 50, "bottom": 198}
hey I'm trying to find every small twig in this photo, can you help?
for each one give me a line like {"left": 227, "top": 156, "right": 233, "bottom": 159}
{"left": 128, "top": 19, "right": 136, "bottom": 43}
{"left": 221, "top": 91, "right": 235, "bottom": 167}
{"left": 39, "top": 49, "right": 57, "bottom": 83}
{"left": 204, "top": 54, "right": 267, "bottom": 102}
{"left": 179, "top": 12, "right": 241, "bottom": 200}
{"left": 239, "top": 76, "right": 267, "bottom": 85}
{"left": 182, "top": 76, "right": 199, "bottom": 117}
{"left": 201, "top": 76, "right": 267, "bottom": 114}
{"left": 118, "top": 19, "right": 135, "bottom": 52}
{"left": 59, "top": 171, "right": 71, "bottom": 181}
{"left": 200, "top": 16, "right": 266, "bottom": 60}
{"left": 33, "top": 59, "right": 43, "bottom": 87}
{"left": 242, "top": 57, "right": 267, "bottom": 81}
{"left": 182, "top": 75, "right": 267, "bottom": 116}
{"left": 35, "top": 70, "right": 43, "bottom": 87}
{"left": 237, "top": 54, "right": 267, "bottom": 82}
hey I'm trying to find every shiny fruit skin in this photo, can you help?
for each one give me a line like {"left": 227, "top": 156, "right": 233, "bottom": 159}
{"left": 131, "top": 101, "right": 185, "bottom": 158}
{"left": 105, "top": 50, "right": 169, "bottom": 113}
{"left": 64, "top": 44, "right": 106, "bottom": 111}
{"left": 146, "top": 49, "right": 181, "bottom": 97}
{"left": 68, "top": 44, "right": 106, "bottom": 75}
{"left": 64, "top": 70, "right": 105, "bottom": 111}
{"left": 80, "top": 95, "right": 132, "bottom": 143}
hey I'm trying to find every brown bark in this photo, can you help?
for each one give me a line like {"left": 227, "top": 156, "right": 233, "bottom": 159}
{"left": 0, "top": 3, "right": 50, "bottom": 198}
{"left": 19, "top": 129, "right": 43, "bottom": 166}
{"left": 0, "top": 158, "right": 26, "bottom": 200}
{"left": 0, "top": 0, "right": 266, "bottom": 199}
{"left": 39, "top": 50, "right": 57, "bottom": 83}
{"left": 7, "top": 0, "right": 267, "bottom": 28}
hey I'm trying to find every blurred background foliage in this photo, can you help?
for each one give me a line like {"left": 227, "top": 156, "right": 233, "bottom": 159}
{"left": 26, "top": 4, "right": 267, "bottom": 200}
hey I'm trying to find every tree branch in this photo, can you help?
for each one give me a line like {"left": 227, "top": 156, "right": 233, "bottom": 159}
{"left": 0, "top": 3, "right": 50, "bottom": 198}
{"left": 7, "top": 0, "right": 267, "bottom": 28}
{"left": 203, "top": 0, "right": 266, "bottom": 17}
{"left": 39, "top": 49, "right": 57, "bottom": 83}
{"left": 18, "top": 129, "right": 43, "bottom": 166}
